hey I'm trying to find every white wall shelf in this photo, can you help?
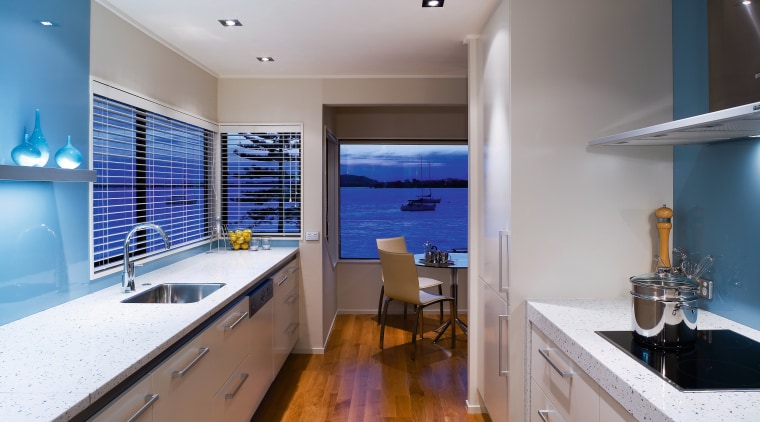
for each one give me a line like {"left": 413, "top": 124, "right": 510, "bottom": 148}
{"left": 590, "top": 101, "right": 760, "bottom": 146}
{"left": 0, "top": 164, "right": 96, "bottom": 182}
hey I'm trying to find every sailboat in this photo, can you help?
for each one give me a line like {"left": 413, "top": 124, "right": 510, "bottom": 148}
{"left": 416, "top": 190, "right": 441, "bottom": 204}
{"left": 401, "top": 198, "right": 436, "bottom": 211}
{"left": 412, "top": 160, "right": 441, "bottom": 204}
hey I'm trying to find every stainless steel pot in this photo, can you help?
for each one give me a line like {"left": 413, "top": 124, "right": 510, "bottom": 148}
{"left": 630, "top": 272, "right": 699, "bottom": 348}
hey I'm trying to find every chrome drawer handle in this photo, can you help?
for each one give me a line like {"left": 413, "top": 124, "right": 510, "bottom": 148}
{"left": 537, "top": 409, "right": 555, "bottom": 422}
{"left": 172, "top": 347, "right": 210, "bottom": 378}
{"left": 278, "top": 275, "right": 289, "bottom": 286}
{"left": 498, "top": 230, "right": 510, "bottom": 295}
{"left": 285, "top": 322, "right": 299, "bottom": 334}
{"left": 498, "top": 314, "right": 509, "bottom": 376}
{"left": 538, "top": 348, "right": 574, "bottom": 378}
{"left": 285, "top": 293, "right": 299, "bottom": 304}
{"left": 224, "top": 312, "right": 249, "bottom": 331}
{"left": 127, "top": 393, "right": 159, "bottom": 422}
{"left": 224, "top": 373, "right": 249, "bottom": 399}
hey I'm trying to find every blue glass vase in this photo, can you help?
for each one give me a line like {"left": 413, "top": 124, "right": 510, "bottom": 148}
{"left": 11, "top": 133, "right": 42, "bottom": 167}
{"left": 27, "top": 109, "right": 50, "bottom": 167}
{"left": 55, "top": 135, "right": 83, "bottom": 169}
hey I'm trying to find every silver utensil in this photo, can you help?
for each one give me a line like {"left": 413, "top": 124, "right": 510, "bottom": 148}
{"left": 693, "top": 255, "right": 714, "bottom": 279}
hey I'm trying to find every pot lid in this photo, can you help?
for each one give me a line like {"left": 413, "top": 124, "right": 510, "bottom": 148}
{"left": 629, "top": 272, "right": 699, "bottom": 290}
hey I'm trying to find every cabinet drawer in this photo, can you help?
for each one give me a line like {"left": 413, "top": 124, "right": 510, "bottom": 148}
{"left": 212, "top": 354, "right": 259, "bottom": 422}
{"left": 530, "top": 379, "right": 567, "bottom": 422}
{"left": 273, "top": 258, "right": 299, "bottom": 373}
{"left": 531, "top": 326, "right": 599, "bottom": 422}
{"left": 599, "top": 388, "right": 637, "bottom": 422}
{"left": 153, "top": 300, "right": 249, "bottom": 421}
{"left": 213, "top": 298, "right": 251, "bottom": 375}
{"left": 273, "top": 260, "right": 299, "bottom": 295}
{"left": 89, "top": 374, "right": 156, "bottom": 422}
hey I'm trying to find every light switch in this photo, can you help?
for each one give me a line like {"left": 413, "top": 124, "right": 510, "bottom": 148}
{"left": 305, "top": 231, "right": 320, "bottom": 241}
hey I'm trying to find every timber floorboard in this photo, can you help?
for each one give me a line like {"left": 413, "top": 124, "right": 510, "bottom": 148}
{"left": 252, "top": 313, "right": 492, "bottom": 422}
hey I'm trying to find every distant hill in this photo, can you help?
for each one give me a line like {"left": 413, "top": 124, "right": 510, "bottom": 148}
{"left": 340, "top": 174, "right": 378, "bottom": 187}
{"left": 340, "top": 174, "right": 467, "bottom": 188}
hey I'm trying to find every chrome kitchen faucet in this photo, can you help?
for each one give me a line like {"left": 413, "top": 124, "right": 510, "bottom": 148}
{"left": 122, "top": 223, "right": 170, "bottom": 293}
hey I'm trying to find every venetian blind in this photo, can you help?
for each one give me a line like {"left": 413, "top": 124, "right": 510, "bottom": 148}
{"left": 92, "top": 94, "right": 215, "bottom": 273}
{"left": 220, "top": 125, "right": 302, "bottom": 236}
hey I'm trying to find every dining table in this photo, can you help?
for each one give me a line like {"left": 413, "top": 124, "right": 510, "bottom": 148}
{"left": 414, "top": 252, "right": 468, "bottom": 339}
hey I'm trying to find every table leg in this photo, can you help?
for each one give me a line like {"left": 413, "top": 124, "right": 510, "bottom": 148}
{"left": 450, "top": 268, "right": 468, "bottom": 335}
{"left": 434, "top": 267, "right": 468, "bottom": 343}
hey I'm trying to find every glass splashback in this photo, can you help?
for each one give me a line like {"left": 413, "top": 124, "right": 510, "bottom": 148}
{"left": 0, "top": 0, "right": 92, "bottom": 325}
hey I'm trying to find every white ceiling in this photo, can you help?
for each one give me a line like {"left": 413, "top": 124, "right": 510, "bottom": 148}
{"left": 96, "top": 0, "right": 498, "bottom": 78}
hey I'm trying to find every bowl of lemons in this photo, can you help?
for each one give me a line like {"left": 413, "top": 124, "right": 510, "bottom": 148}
{"left": 228, "top": 229, "right": 253, "bottom": 250}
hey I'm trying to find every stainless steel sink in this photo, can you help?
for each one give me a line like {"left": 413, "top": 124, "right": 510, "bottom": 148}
{"left": 121, "top": 283, "right": 226, "bottom": 304}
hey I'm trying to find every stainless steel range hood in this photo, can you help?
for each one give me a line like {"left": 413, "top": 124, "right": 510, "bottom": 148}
{"left": 590, "top": 101, "right": 760, "bottom": 146}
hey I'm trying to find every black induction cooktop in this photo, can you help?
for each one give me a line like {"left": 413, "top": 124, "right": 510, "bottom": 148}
{"left": 596, "top": 330, "right": 760, "bottom": 392}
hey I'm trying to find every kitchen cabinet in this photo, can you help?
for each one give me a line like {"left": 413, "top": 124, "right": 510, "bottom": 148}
{"left": 479, "top": 277, "right": 509, "bottom": 422}
{"left": 152, "top": 297, "right": 250, "bottom": 421}
{"left": 530, "top": 379, "right": 566, "bottom": 422}
{"left": 530, "top": 324, "right": 634, "bottom": 422}
{"left": 212, "top": 354, "right": 257, "bottom": 422}
{"left": 273, "top": 256, "right": 300, "bottom": 373}
{"left": 89, "top": 373, "right": 156, "bottom": 422}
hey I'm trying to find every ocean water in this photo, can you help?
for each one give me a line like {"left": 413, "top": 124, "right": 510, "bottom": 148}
{"left": 340, "top": 187, "right": 468, "bottom": 258}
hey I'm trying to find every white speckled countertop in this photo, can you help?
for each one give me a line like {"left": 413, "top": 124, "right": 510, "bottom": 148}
{"left": 0, "top": 247, "right": 298, "bottom": 421}
{"left": 527, "top": 299, "right": 760, "bottom": 422}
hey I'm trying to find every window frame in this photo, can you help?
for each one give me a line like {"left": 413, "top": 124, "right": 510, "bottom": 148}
{"left": 90, "top": 81, "right": 219, "bottom": 278}
{"left": 218, "top": 124, "right": 303, "bottom": 238}
{"left": 336, "top": 139, "right": 468, "bottom": 260}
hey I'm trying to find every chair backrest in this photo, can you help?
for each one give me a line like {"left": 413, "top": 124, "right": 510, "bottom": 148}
{"left": 377, "top": 249, "right": 421, "bottom": 305}
{"left": 376, "top": 236, "right": 408, "bottom": 253}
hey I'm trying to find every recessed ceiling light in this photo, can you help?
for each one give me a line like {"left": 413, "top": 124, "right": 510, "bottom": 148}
{"left": 257, "top": 57, "right": 275, "bottom": 62}
{"left": 218, "top": 19, "right": 242, "bottom": 27}
{"left": 743, "top": 0, "right": 752, "bottom": 5}
{"left": 422, "top": 0, "right": 444, "bottom": 7}
{"left": 40, "top": 21, "right": 54, "bottom": 26}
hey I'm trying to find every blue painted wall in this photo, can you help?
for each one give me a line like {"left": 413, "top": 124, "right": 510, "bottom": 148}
{"left": 672, "top": 0, "right": 760, "bottom": 329}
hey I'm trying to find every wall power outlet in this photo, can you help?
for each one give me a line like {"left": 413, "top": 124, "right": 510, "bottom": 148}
{"left": 305, "top": 231, "right": 320, "bottom": 241}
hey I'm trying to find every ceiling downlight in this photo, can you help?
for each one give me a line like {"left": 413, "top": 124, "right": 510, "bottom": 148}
{"left": 218, "top": 19, "right": 242, "bottom": 27}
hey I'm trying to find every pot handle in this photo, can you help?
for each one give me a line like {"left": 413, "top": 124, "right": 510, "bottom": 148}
{"left": 672, "top": 302, "right": 696, "bottom": 316}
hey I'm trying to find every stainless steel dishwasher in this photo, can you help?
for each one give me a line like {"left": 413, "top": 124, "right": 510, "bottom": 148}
{"left": 247, "top": 278, "right": 274, "bottom": 412}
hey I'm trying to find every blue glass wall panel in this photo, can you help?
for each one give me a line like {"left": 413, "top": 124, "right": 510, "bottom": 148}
{"left": 673, "top": 0, "right": 760, "bottom": 329}
{"left": 0, "top": 1, "right": 92, "bottom": 325}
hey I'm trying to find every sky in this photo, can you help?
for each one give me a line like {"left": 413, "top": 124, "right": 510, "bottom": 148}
{"left": 340, "top": 144, "right": 468, "bottom": 182}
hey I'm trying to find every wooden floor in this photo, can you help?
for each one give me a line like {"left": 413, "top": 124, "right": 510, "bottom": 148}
{"left": 252, "top": 313, "right": 491, "bottom": 422}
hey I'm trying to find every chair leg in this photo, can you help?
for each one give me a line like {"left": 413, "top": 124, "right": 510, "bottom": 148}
{"left": 404, "top": 303, "right": 408, "bottom": 320}
{"left": 380, "top": 298, "right": 392, "bottom": 350}
{"left": 438, "top": 285, "right": 444, "bottom": 323}
{"left": 377, "top": 285, "right": 385, "bottom": 322}
{"left": 449, "top": 299, "right": 456, "bottom": 349}
{"left": 411, "top": 307, "right": 422, "bottom": 360}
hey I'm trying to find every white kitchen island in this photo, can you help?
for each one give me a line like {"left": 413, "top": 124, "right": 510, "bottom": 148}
{"left": 0, "top": 247, "right": 298, "bottom": 421}
{"left": 527, "top": 299, "right": 760, "bottom": 421}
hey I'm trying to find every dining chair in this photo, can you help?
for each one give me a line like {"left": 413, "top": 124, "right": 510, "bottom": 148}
{"left": 377, "top": 249, "right": 455, "bottom": 360}
{"left": 376, "top": 237, "right": 444, "bottom": 322}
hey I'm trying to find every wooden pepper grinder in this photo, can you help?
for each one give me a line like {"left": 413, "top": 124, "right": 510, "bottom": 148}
{"left": 655, "top": 204, "right": 673, "bottom": 268}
